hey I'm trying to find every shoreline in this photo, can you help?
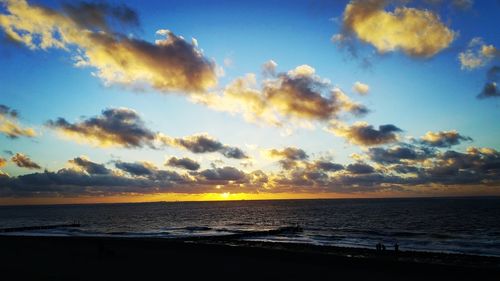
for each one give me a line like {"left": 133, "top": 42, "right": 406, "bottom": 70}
{"left": 0, "top": 235, "right": 498, "bottom": 280}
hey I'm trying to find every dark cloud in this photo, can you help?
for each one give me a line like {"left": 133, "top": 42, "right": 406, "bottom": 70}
{"left": 420, "top": 130, "right": 473, "bottom": 148}
{"left": 391, "top": 164, "right": 420, "bottom": 174}
{"left": 268, "top": 147, "right": 309, "bottom": 170}
{"left": 46, "top": 107, "right": 247, "bottom": 159}
{"left": 268, "top": 147, "right": 308, "bottom": 161}
{"left": 115, "top": 161, "right": 155, "bottom": 176}
{"left": 46, "top": 108, "right": 156, "bottom": 148}
{"left": 368, "top": 145, "right": 434, "bottom": 164}
{"left": 198, "top": 166, "right": 247, "bottom": 182}
{"left": 478, "top": 66, "right": 500, "bottom": 99}
{"left": 221, "top": 147, "right": 248, "bottom": 159}
{"left": 0, "top": 104, "right": 18, "bottom": 118}
{"left": 62, "top": 1, "right": 139, "bottom": 31}
{"left": 159, "top": 134, "right": 248, "bottom": 159}
{"left": 166, "top": 157, "right": 200, "bottom": 171}
{"left": 346, "top": 162, "right": 375, "bottom": 174}
{"left": 330, "top": 122, "right": 402, "bottom": 146}
{"left": 262, "top": 68, "right": 367, "bottom": 120}
{"left": 1, "top": 146, "right": 500, "bottom": 198}
{"left": 10, "top": 153, "right": 41, "bottom": 170}
{"left": 173, "top": 135, "right": 223, "bottom": 153}
{"left": 0, "top": 168, "right": 171, "bottom": 197}
{"left": 69, "top": 157, "right": 110, "bottom": 175}
{"left": 312, "top": 161, "right": 344, "bottom": 172}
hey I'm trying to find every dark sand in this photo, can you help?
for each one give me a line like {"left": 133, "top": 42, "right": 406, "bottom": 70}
{"left": 0, "top": 235, "right": 498, "bottom": 280}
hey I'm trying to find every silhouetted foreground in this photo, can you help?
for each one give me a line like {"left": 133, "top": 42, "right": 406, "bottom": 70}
{"left": 0, "top": 236, "right": 498, "bottom": 280}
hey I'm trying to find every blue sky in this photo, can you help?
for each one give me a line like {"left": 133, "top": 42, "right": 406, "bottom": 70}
{"left": 0, "top": 0, "right": 499, "bottom": 203}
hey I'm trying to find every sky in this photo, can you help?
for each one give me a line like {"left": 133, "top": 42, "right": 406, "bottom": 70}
{"left": 0, "top": 0, "right": 499, "bottom": 205}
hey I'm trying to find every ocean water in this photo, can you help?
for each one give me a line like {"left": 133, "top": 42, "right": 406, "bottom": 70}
{"left": 1, "top": 197, "right": 499, "bottom": 257}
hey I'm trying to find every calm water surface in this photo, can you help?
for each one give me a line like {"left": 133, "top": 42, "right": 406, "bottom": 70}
{"left": 1, "top": 197, "right": 499, "bottom": 256}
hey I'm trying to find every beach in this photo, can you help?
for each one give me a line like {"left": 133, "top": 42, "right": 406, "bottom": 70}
{"left": 0, "top": 235, "right": 498, "bottom": 280}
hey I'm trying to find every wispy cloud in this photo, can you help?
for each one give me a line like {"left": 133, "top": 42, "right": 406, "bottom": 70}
{"left": 0, "top": 104, "right": 36, "bottom": 139}
{"left": 459, "top": 38, "right": 499, "bottom": 70}
{"left": 10, "top": 153, "right": 41, "bottom": 169}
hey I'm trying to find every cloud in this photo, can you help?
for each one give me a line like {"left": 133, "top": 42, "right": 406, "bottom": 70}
{"left": 0, "top": 104, "right": 36, "bottom": 139}
{"left": 420, "top": 130, "right": 473, "bottom": 147}
{"left": 10, "top": 153, "right": 41, "bottom": 169}
{"left": 353, "top": 81, "right": 370, "bottom": 95}
{"left": 46, "top": 107, "right": 248, "bottom": 159}
{"left": 46, "top": 108, "right": 156, "bottom": 148}
{"left": 0, "top": 157, "right": 6, "bottom": 168}
{"left": 346, "top": 162, "right": 375, "bottom": 174}
{"left": 267, "top": 147, "right": 308, "bottom": 161}
{"left": 193, "top": 64, "right": 368, "bottom": 127}
{"left": 328, "top": 121, "right": 402, "bottom": 146}
{"left": 459, "top": 38, "right": 499, "bottom": 70}
{"left": 478, "top": 66, "right": 500, "bottom": 99}
{"left": 0, "top": 0, "right": 217, "bottom": 93}
{"left": 115, "top": 161, "right": 156, "bottom": 176}
{"left": 262, "top": 59, "right": 278, "bottom": 77}
{"left": 157, "top": 134, "right": 248, "bottom": 159}
{"left": 198, "top": 166, "right": 247, "bottom": 182}
{"left": 419, "top": 147, "right": 500, "bottom": 184}
{"left": 368, "top": 145, "right": 433, "bottom": 164}
{"left": 452, "top": 0, "right": 474, "bottom": 10}
{"left": 337, "top": 0, "right": 456, "bottom": 58}
{"left": 61, "top": 2, "right": 139, "bottom": 31}
{"left": 68, "top": 156, "right": 110, "bottom": 175}
{"left": 267, "top": 147, "right": 308, "bottom": 169}
{"left": 311, "top": 161, "right": 344, "bottom": 172}
{"left": 1, "top": 145, "right": 500, "bottom": 198}
{"left": 166, "top": 156, "right": 200, "bottom": 171}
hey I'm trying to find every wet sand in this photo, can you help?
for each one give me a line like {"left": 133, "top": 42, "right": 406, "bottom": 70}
{"left": 0, "top": 235, "right": 498, "bottom": 280}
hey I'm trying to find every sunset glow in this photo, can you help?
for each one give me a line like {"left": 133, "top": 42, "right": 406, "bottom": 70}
{"left": 1, "top": 0, "right": 499, "bottom": 205}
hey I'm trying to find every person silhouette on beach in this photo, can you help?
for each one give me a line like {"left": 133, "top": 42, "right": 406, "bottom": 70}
{"left": 376, "top": 242, "right": 381, "bottom": 251}
{"left": 394, "top": 242, "right": 399, "bottom": 253}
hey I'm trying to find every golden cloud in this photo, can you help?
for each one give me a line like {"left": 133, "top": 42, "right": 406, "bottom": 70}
{"left": 0, "top": 0, "right": 217, "bottom": 93}
{"left": 328, "top": 121, "right": 402, "bottom": 146}
{"left": 193, "top": 64, "right": 368, "bottom": 127}
{"left": 420, "top": 130, "right": 472, "bottom": 147}
{"left": 340, "top": 0, "right": 456, "bottom": 58}
{"left": 459, "top": 38, "right": 499, "bottom": 70}
{"left": 0, "top": 104, "right": 36, "bottom": 139}
{"left": 353, "top": 81, "right": 369, "bottom": 95}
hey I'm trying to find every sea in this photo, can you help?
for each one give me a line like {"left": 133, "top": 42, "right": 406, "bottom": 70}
{"left": 1, "top": 197, "right": 499, "bottom": 257}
